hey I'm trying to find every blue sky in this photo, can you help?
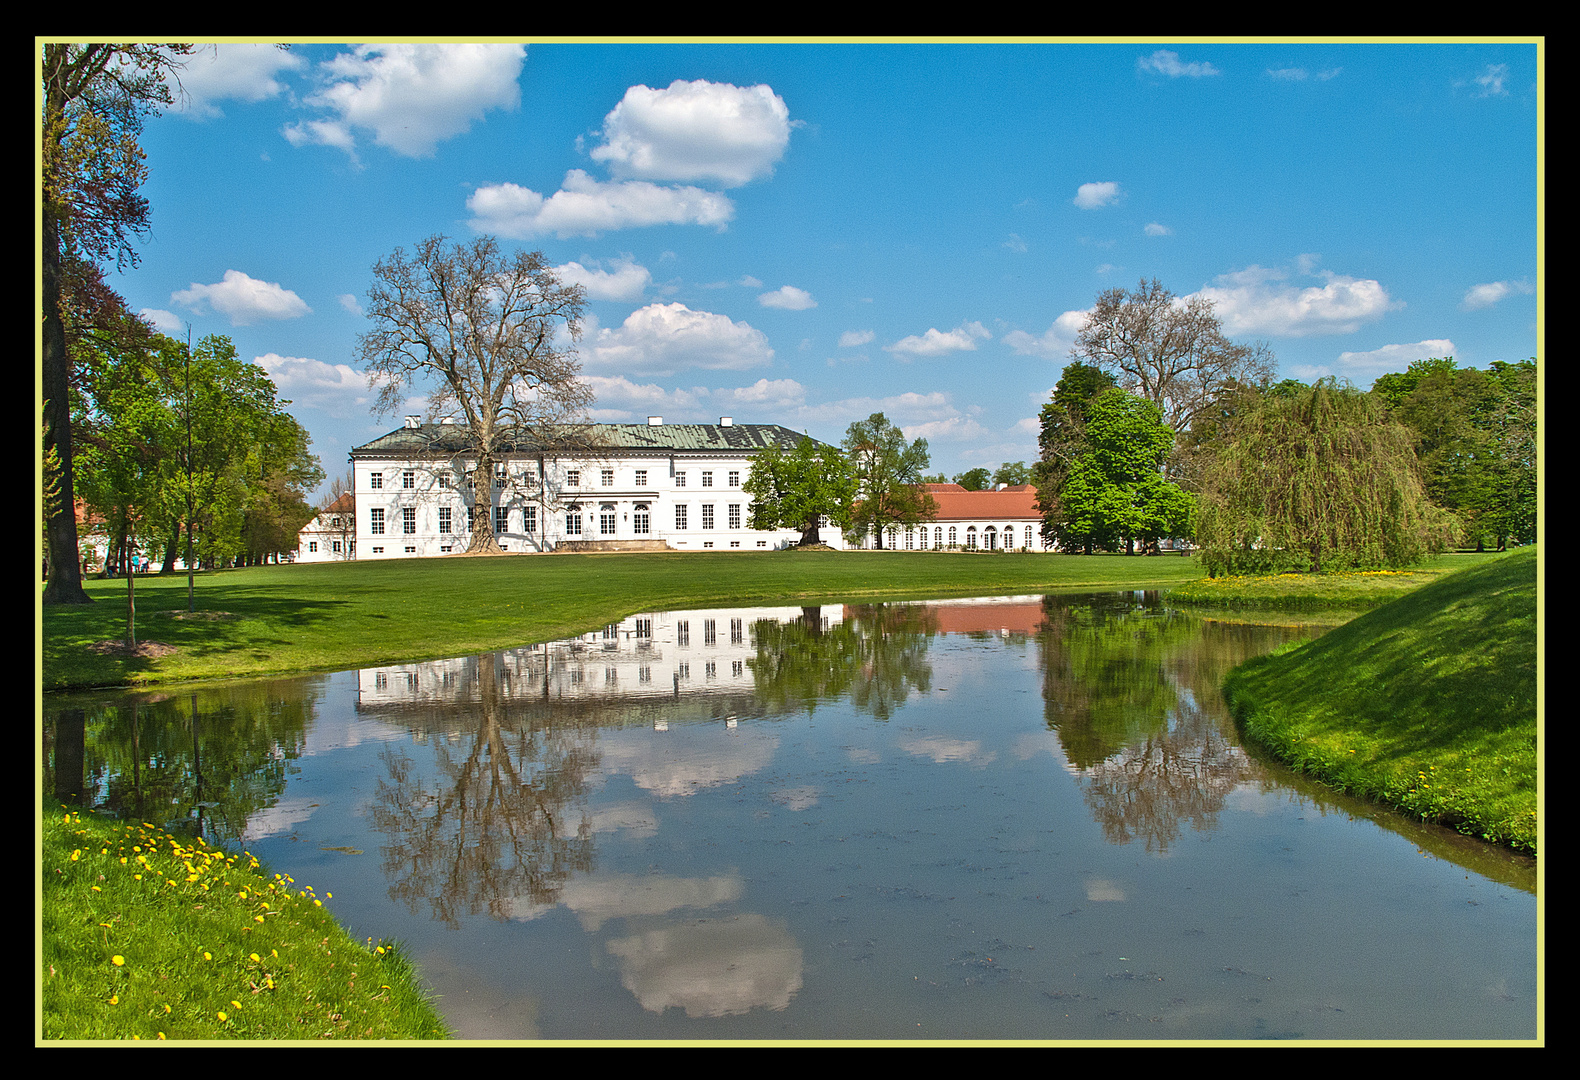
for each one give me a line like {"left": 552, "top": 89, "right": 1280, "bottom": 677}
{"left": 106, "top": 40, "right": 1540, "bottom": 497}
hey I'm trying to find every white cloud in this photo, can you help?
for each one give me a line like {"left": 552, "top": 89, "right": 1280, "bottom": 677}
{"left": 589, "top": 79, "right": 794, "bottom": 187}
{"left": 1335, "top": 339, "right": 1457, "bottom": 375}
{"left": 168, "top": 44, "right": 304, "bottom": 119}
{"left": 757, "top": 285, "right": 816, "bottom": 310}
{"left": 171, "top": 270, "right": 311, "bottom": 326}
{"left": 582, "top": 374, "right": 809, "bottom": 423}
{"left": 1460, "top": 279, "right": 1533, "bottom": 311}
{"left": 1003, "top": 233, "right": 1028, "bottom": 252}
{"left": 337, "top": 294, "right": 363, "bottom": 316}
{"left": 1144, "top": 222, "right": 1172, "bottom": 236}
{"left": 584, "top": 302, "right": 773, "bottom": 376}
{"left": 255, "top": 354, "right": 377, "bottom": 417}
{"left": 1475, "top": 63, "right": 1510, "bottom": 97}
{"left": 1138, "top": 50, "right": 1220, "bottom": 78}
{"left": 281, "top": 44, "right": 524, "bottom": 159}
{"left": 1002, "top": 310, "right": 1090, "bottom": 360}
{"left": 1267, "top": 67, "right": 1308, "bottom": 81}
{"left": 554, "top": 256, "right": 653, "bottom": 301}
{"left": 885, "top": 321, "right": 991, "bottom": 358}
{"left": 467, "top": 170, "right": 734, "bottom": 239}
{"left": 838, "top": 329, "right": 874, "bottom": 348}
{"left": 1194, "top": 263, "right": 1399, "bottom": 337}
{"left": 1073, "top": 181, "right": 1122, "bottom": 210}
{"left": 139, "top": 308, "right": 184, "bottom": 334}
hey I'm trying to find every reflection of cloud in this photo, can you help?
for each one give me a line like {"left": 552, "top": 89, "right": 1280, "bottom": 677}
{"left": 605, "top": 914, "right": 804, "bottom": 1018}
{"left": 598, "top": 727, "right": 779, "bottom": 797}
{"left": 769, "top": 786, "right": 820, "bottom": 811}
{"left": 583, "top": 801, "right": 659, "bottom": 839}
{"left": 241, "top": 796, "right": 319, "bottom": 840}
{"left": 1085, "top": 878, "right": 1126, "bottom": 902}
{"left": 556, "top": 873, "right": 743, "bottom": 932}
{"left": 899, "top": 735, "right": 994, "bottom": 765}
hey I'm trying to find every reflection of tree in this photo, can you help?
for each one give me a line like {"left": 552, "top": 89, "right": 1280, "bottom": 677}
{"left": 42, "top": 680, "right": 314, "bottom": 844}
{"left": 1038, "top": 598, "right": 1196, "bottom": 767}
{"left": 748, "top": 603, "right": 938, "bottom": 721}
{"left": 1036, "top": 596, "right": 1299, "bottom": 852}
{"left": 372, "top": 652, "right": 598, "bottom": 928}
{"left": 1078, "top": 690, "right": 1250, "bottom": 852}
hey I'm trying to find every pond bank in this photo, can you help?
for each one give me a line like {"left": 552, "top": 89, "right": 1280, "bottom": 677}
{"left": 1221, "top": 547, "right": 1538, "bottom": 854}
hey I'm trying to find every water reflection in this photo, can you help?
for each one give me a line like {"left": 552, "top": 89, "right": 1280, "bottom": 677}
{"left": 42, "top": 593, "right": 1537, "bottom": 1039}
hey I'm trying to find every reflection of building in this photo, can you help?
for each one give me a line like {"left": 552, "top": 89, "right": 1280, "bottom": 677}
{"left": 296, "top": 492, "right": 356, "bottom": 562}
{"left": 356, "top": 606, "right": 844, "bottom": 712}
{"left": 349, "top": 418, "right": 848, "bottom": 559}
{"left": 855, "top": 484, "right": 1046, "bottom": 551}
{"left": 896, "top": 594, "right": 1048, "bottom": 635}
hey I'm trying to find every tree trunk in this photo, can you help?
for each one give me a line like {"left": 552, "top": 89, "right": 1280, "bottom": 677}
{"left": 466, "top": 455, "right": 503, "bottom": 554}
{"left": 41, "top": 211, "right": 92, "bottom": 605}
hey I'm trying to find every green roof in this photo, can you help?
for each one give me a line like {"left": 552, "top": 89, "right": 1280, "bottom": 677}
{"left": 351, "top": 422, "right": 823, "bottom": 458}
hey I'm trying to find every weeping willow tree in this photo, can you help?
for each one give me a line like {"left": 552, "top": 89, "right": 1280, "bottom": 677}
{"left": 1195, "top": 379, "right": 1454, "bottom": 576}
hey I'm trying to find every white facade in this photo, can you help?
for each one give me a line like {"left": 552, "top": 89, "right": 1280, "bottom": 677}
{"left": 296, "top": 493, "right": 357, "bottom": 563}
{"left": 349, "top": 418, "right": 848, "bottom": 559}
{"left": 355, "top": 604, "right": 844, "bottom": 713}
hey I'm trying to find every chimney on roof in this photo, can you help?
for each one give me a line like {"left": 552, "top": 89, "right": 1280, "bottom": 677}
{"left": 404, "top": 415, "right": 421, "bottom": 429}
{"left": 719, "top": 416, "right": 733, "bottom": 426}
{"left": 648, "top": 416, "right": 663, "bottom": 426}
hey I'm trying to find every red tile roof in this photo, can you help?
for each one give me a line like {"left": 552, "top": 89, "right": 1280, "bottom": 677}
{"left": 924, "top": 486, "right": 1041, "bottom": 521}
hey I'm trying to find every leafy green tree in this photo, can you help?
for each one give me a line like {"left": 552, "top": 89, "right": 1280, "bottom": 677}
{"left": 1031, "top": 363, "right": 1118, "bottom": 550}
{"left": 1195, "top": 379, "right": 1453, "bottom": 576}
{"left": 1373, "top": 357, "right": 1536, "bottom": 551}
{"left": 73, "top": 329, "right": 178, "bottom": 643}
{"left": 42, "top": 43, "right": 194, "bottom": 605}
{"left": 1055, "top": 389, "right": 1193, "bottom": 555}
{"left": 952, "top": 467, "right": 992, "bottom": 491}
{"left": 841, "top": 413, "right": 937, "bottom": 548}
{"left": 743, "top": 436, "right": 857, "bottom": 547}
{"left": 991, "top": 461, "right": 1031, "bottom": 487}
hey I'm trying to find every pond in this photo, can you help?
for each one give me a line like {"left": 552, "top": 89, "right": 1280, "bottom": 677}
{"left": 43, "top": 592, "right": 1538, "bottom": 1041}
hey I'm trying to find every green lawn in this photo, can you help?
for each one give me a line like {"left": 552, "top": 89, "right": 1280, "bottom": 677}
{"left": 43, "top": 549, "right": 1208, "bottom": 691}
{"left": 42, "top": 800, "right": 450, "bottom": 1041}
{"left": 1221, "top": 546, "right": 1539, "bottom": 853}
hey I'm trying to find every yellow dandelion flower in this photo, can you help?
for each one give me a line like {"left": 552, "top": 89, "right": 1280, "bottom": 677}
{"left": 70, "top": 850, "right": 81, "bottom": 861}
{"left": 109, "top": 995, "right": 118, "bottom": 1005}
{"left": 255, "top": 915, "right": 265, "bottom": 923}
{"left": 157, "top": 1033, "right": 166, "bottom": 1040}
{"left": 230, "top": 999, "right": 242, "bottom": 1009}
{"left": 112, "top": 956, "right": 125, "bottom": 966}
{"left": 203, "top": 952, "right": 212, "bottom": 961}
{"left": 217, "top": 1011, "right": 228, "bottom": 1022}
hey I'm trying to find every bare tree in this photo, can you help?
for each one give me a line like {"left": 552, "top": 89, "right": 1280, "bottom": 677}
{"left": 357, "top": 235, "right": 592, "bottom": 554}
{"left": 1071, "top": 278, "right": 1275, "bottom": 434}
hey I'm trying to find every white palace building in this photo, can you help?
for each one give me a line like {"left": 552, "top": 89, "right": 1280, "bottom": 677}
{"left": 347, "top": 415, "right": 849, "bottom": 558}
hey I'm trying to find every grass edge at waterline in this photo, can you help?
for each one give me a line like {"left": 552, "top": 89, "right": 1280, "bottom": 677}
{"left": 1220, "top": 546, "right": 1538, "bottom": 854}
{"left": 40, "top": 799, "right": 452, "bottom": 1041}
{"left": 42, "top": 548, "right": 1503, "bottom": 693}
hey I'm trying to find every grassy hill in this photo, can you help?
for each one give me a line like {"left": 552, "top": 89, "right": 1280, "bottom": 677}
{"left": 1222, "top": 546, "right": 1538, "bottom": 853}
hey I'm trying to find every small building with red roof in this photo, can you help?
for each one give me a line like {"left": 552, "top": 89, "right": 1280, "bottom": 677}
{"left": 853, "top": 483, "right": 1049, "bottom": 550}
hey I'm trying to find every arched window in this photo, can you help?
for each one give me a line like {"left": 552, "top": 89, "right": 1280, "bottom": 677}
{"left": 966, "top": 526, "right": 977, "bottom": 550}
{"left": 934, "top": 526, "right": 943, "bottom": 550}
{"left": 948, "top": 526, "right": 957, "bottom": 547}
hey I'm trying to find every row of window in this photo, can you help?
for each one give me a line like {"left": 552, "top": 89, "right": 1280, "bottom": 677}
{"left": 876, "top": 524, "right": 1040, "bottom": 550}
{"left": 368, "top": 502, "right": 752, "bottom": 537}
{"left": 365, "top": 467, "right": 742, "bottom": 491}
